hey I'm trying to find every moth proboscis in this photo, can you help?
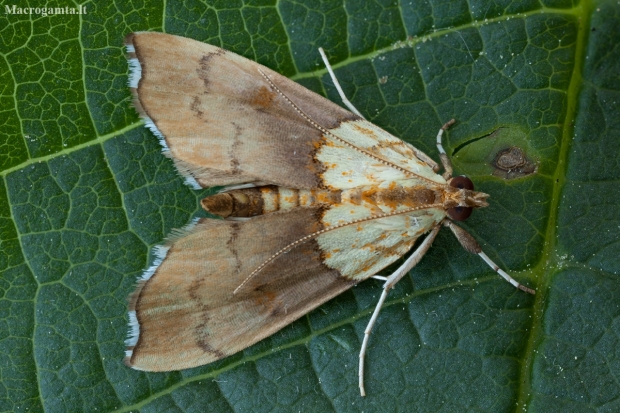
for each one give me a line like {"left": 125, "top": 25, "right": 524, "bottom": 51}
{"left": 123, "top": 32, "right": 535, "bottom": 397}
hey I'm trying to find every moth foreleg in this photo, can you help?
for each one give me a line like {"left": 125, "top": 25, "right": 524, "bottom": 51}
{"left": 436, "top": 119, "right": 456, "bottom": 180}
{"left": 359, "top": 225, "right": 442, "bottom": 396}
{"left": 443, "top": 220, "right": 536, "bottom": 295}
{"left": 318, "top": 47, "right": 365, "bottom": 118}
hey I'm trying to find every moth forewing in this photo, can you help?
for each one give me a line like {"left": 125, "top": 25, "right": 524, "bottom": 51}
{"left": 124, "top": 32, "right": 535, "bottom": 396}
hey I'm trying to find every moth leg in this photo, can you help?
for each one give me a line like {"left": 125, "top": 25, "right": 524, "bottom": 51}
{"left": 318, "top": 47, "right": 365, "bottom": 118}
{"left": 436, "top": 119, "right": 456, "bottom": 180}
{"left": 443, "top": 220, "right": 536, "bottom": 295}
{"left": 359, "top": 225, "right": 442, "bottom": 396}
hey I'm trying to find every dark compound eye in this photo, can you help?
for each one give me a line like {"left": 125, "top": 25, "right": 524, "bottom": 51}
{"left": 447, "top": 206, "right": 473, "bottom": 221}
{"left": 449, "top": 175, "right": 474, "bottom": 190}
{"left": 448, "top": 176, "right": 474, "bottom": 221}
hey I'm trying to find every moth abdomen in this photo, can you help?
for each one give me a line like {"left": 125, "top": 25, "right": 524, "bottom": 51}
{"left": 201, "top": 185, "right": 341, "bottom": 218}
{"left": 201, "top": 186, "right": 265, "bottom": 218}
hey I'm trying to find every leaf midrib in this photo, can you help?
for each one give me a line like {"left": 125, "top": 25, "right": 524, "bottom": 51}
{"left": 515, "top": 0, "right": 594, "bottom": 408}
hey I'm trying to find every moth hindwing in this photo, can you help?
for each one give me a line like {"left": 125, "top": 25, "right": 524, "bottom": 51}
{"left": 123, "top": 32, "right": 535, "bottom": 396}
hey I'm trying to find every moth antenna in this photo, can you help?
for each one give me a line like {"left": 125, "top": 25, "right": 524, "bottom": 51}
{"left": 436, "top": 119, "right": 455, "bottom": 179}
{"left": 257, "top": 68, "right": 440, "bottom": 186}
{"left": 317, "top": 47, "right": 365, "bottom": 118}
{"left": 233, "top": 203, "right": 443, "bottom": 294}
{"left": 319, "top": 48, "right": 440, "bottom": 173}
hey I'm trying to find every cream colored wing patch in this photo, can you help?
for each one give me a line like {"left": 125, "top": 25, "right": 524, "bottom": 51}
{"left": 317, "top": 138, "right": 414, "bottom": 190}
{"left": 317, "top": 122, "right": 447, "bottom": 192}
{"left": 325, "top": 120, "right": 446, "bottom": 185}
{"left": 317, "top": 207, "right": 445, "bottom": 281}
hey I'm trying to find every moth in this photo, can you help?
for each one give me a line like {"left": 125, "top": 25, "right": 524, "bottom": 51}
{"left": 124, "top": 32, "right": 535, "bottom": 396}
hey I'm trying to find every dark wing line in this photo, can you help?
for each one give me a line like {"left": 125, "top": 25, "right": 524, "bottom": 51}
{"left": 234, "top": 203, "right": 444, "bottom": 293}
{"left": 258, "top": 68, "right": 442, "bottom": 187}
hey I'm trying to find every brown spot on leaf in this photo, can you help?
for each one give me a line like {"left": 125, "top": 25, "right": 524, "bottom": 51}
{"left": 495, "top": 147, "right": 526, "bottom": 169}
{"left": 492, "top": 147, "right": 538, "bottom": 179}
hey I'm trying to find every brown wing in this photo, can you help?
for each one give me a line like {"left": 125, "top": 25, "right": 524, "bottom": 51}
{"left": 126, "top": 32, "right": 361, "bottom": 190}
{"left": 125, "top": 207, "right": 355, "bottom": 371}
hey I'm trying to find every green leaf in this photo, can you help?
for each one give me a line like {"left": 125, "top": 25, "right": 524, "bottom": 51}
{"left": 1, "top": 0, "right": 618, "bottom": 411}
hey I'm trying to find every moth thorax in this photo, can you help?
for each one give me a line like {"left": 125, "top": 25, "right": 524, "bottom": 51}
{"left": 443, "top": 188, "right": 489, "bottom": 209}
{"left": 201, "top": 186, "right": 340, "bottom": 218}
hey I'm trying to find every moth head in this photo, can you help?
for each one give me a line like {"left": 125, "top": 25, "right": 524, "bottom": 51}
{"left": 445, "top": 175, "right": 489, "bottom": 221}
